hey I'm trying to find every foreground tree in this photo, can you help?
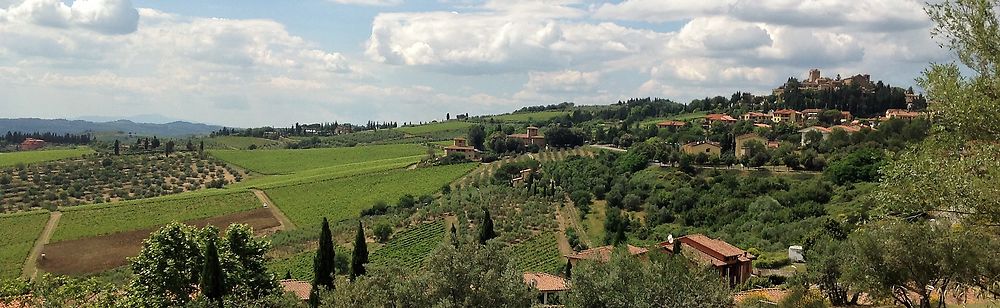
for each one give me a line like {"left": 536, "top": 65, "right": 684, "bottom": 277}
{"left": 313, "top": 218, "right": 336, "bottom": 291}
{"left": 478, "top": 208, "right": 496, "bottom": 244}
{"left": 129, "top": 223, "right": 203, "bottom": 306}
{"left": 350, "top": 221, "right": 369, "bottom": 281}
{"left": 565, "top": 249, "right": 733, "bottom": 307}
{"left": 332, "top": 242, "right": 532, "bottom": 307}
{"left": 200, "top": 237, "right": 227, "bottom": 305}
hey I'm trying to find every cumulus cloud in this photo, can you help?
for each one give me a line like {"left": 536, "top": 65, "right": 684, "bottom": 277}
{"left": 0, "top": 0, "right": 138, "bottom": 34}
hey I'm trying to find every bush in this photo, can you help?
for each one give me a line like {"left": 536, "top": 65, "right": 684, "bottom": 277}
{"left": 373, "top": 222, "right": 393, "bottom": 243}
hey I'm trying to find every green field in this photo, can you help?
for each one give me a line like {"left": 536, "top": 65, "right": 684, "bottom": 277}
{"left": 265, "top": 164, "right": 476, "bottom": 226}
{"left": 487, "top": 111, "right": 569, "bottom": 122}
{"left": 0, "top": 147, "right": 95, "bottom": 168}
{"left": 202, "top": 136, "right": 283, "bottom": 150}
{"left": 51, "top": 190, "right": 259, "bottom": 242}
{"left": 370, "top": 220, "right": 445, "bottom": 268}
{"left": 507, "top": 233, "right": 563, "bottom": 274}
{"left": 209, "top": 144, "right": 427, "bottom": 175}
{"left": 397, "top": 121, "right": 473, "bottom": 136}
{"left": 231, "top": 155, "right": 424, "bottom": 190}
{"left": 0, "top": 211, "right": 49, "bottom": 278}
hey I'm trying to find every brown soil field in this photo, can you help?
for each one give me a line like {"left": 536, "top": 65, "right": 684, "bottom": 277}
{"left": 37, "top": 208, "right": 280, "bottom": 275}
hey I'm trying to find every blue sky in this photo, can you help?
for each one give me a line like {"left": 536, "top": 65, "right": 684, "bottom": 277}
{"left": 0, "top": 0, "right": 953, "bottom": 127}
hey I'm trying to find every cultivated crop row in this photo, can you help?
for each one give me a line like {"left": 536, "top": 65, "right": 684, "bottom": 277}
{"left": 209, "top": 143, "right": 426, "bottom": 175}
{"left": 370, "top": 220, "right": 445, "bottom": 268}
{"left": 0, "top": 211, "right": 48, "bottom": 279}
{"left": 51, "top": 190, "right": 259, "bottom": 242}
{"left": 506, "top": 233, "right": 563, "bottom": 274}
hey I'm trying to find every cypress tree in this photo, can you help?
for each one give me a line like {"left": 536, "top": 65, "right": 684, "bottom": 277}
{"left": 308, "top": 286, "right": 320, "bottom": 308}
{"left": 564, "top": 259, "right": 572, "bottom": 279}
{"left": 449, "top": 223, "right": 459, "bottom": 247}
{"left": 672, "top": 239, "right": 682, "bottom": 255}
{"left": 313, "top": 218, "right": 335, "bottom": 290}
{"left": 350, "top": 221, "right": 368, "bottom": 281}
{"left": 478, "top": 208, "right": 496, "bottom": 245}
{"left": 113, "top": 140, "right": 120, "bottom": 156}
{"left": 200, "top": 237, "right": 227, "bottom": 305}
{"left": 284, "top": 271, "right": 292, "bottom": 280}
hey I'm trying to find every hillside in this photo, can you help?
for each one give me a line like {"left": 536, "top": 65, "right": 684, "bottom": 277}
{"left": 0, "top": 118, "right": 223, "bottom": 137}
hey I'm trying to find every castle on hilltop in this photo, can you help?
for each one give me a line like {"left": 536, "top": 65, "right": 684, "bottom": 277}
{"left": 773, "top": 68, "right": 873, "bottom": 96}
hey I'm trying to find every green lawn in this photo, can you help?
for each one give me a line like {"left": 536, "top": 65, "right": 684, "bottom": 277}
{"left": 486, "top": 111, "right": 569, "bottom": 122}
{"left": 397, "top": 121, "right": 473, "bottom": 136}
{"left": 0, "top": 211, "right": 49, "bottom": 279}
{"left": 265, "top": 163, "right": 476, "bottom": 227}
{"left": 51, "top": 190, "right": 259, "bottom": 242}
{"left": 0, "top": 147, "right": 95, "bottom": 168}
{"left": 209, "top": 143, "right": 427, "bottom": 175}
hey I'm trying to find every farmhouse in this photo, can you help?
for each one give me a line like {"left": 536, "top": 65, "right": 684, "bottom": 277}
{"left": 564, "top": 244, "right": 648, "bottom": 266}
{"left": 681, "top": 141, "right": 721, "bottom": 157}
{"left": 741, "top": 112, "right": 771, "bottom": 123}
{"left": 279, "top": 279, "right": 311, "bottom": 301}
{"left": 660, "top": 234, "right": 756, "bottom": 286}
{"left": 19, "top": 138, "right": 45, "bottom": 151}
{"left": 735, "top": 133, "right": 768, "bottom": 159}
{"left": 523, "top": 272, "right": 569, "bottom": 305}
{"left": 771, "top": 109, "right": 802, "bottom": 124}
{"left": 656, "top": 120, "right": 687, "bottom": 129}
{"left": 508, "top": 126, "right": 546, "bottom": 147}
{"left": 444, "top": 137, "right": 480, "bottom": 160}
{"left": 884, "top": 109, "right": 924, "bottom": 121}
{"left": 703, "top": 114, "right": 737, "bottom": 127}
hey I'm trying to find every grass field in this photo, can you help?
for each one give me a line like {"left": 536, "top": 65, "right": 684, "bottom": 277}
{"left": 507, "top": 233, "right": 563, "bottom": 274}
{"left": 209, "top": 144, "right": 427, "bottom": 175}
{"left": 0, "top": 147, "right": 95, "bottom": 168}
{"left": 0, "top": 211, "right": 49, "bottom": 279}
{"left": 265, "top": 164, "right": 476, "bottom": 227}
{"left": 202, "top": 136, "right": 284, "bottom": 150}
{"left": 230, "top": 155, "right": 424, "bottom": 190}
{"left": 51, "top": 190, "right": 259, "bottom": 242}
{"left": 370, "top": 220, "right": 445, "bottom": 268}
{"left": 486, "top": 111, "right": 569, "bottom": 122}
{"left": 397, "top": 121, "right": 473, "bottom": 136}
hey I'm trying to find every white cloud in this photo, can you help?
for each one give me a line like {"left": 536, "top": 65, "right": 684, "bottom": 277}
{"left": 0, "top": 0, "right": 138, "bottom": 34}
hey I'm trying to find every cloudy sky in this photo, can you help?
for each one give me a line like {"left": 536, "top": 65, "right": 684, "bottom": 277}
{"left": 0, "top": 0, "right": 953, "bottom": 127}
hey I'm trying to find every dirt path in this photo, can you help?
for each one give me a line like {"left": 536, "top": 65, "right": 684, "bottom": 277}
{"left": 553, "top": 204, "right": 574, "bottom": 256}
{"left": 561, "top": 202, "right": 593, "bottom": 248}
{"left": 22, "top": 211, "right": 61, "bottom": 280}
{"left": 252, "top": 189, "right": 295, "bottom": 230}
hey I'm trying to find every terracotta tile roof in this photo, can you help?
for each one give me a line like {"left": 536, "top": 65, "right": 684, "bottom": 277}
{"left": 753, "top": 123, "right": 771, "bottom": 128}
{"left": 683, "top": 234, "right": 747, "bottom": 258}
{"left": 744, "top": 112, "right": 769, "bottom": 117}
{"left": 509, "top": 134, "right": 545, "bottom": 139}
{"left": 798, "top": 126, "right": 831, "bottom": 134}
{"left": 802, "top": 108, "right": 823, "bottom": 114}
{"left": 704, "top": 114, "right": 737, "bottom": 122}
{"left": 656, "top": 120, "right": 686, "bottom": 127}
{"left": 682, "top": 140, "right": 721, "bottom": 148}
{"left": 829, "top": 125, "right": 861, "bottom": 133}
{"left": 734, "top": 288, "right": 789, "bottom": 304}
{"left": 0, "top": 296, "right": 32, "bottom": 308}
{"left": 523, "top": 272, "right": 569, "bottom": 292}
{"left": 565, "top": 244, "right": 648, "bottom": 262}
{"left": 280, "top": 279, "right": 311, "bottom": 301}
{"left": 773, "top": 109, "right": 800, "bottom": 115}
{"left": 659, "top": 234, "right": 755, "bottom": 266}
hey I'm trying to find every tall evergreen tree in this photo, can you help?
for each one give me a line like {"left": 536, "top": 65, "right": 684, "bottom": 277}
{"left": 565, "top": 259, "right": 572, "bottom": 279}
{"left": 313, "top": 218, "right": 336, "bottom": 290}
{"left": 199, "top": 237, "right": 226, "bottom": 305}
{"left": 113, "top": 140, "right": 120, "bottom": 156}
{"left": 350, "top": 221, "right": 369, "bottom": 281}
{"left": 478, "top": 208, "right": 496, "bottom": 245}
{"left": 199, "top": 141, "right": 205, "bottom": 153}
{"left": 450, "top": 223, "right": 459, "bottom": 247}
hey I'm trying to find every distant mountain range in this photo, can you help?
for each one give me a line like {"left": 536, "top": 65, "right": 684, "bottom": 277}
{"left": 0, "top": 118, "right": 224, "bottom": 137}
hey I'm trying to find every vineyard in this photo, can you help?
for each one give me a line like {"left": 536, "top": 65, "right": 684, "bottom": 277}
{"left": 506, "top": 233, "right": 563, "bottom": 274}
{"left": 200, "top": 136, "right": 284, "bottom": 150}
{"left": 0, "top": 152, "right": 240, "bottom": 212}
{"left": 51, "top": 190, "right": 259, "bottom": 242}
{"left": 0, "top": 147, "right": 95, "bottom": 168}
{"left": 264, "top": 163, "right": 476, "bottom": 227}
{"left": 268, "top": 246, "right": 350, "bottom": 281}
{"left": 369, "top": 220, "right": 445, "bottom": 268}
{"left": 0, "top": 211, "right": 48, "bottom": 279}
{"left": 209, "top": 143, "right": 427, "bottom": 175}
{"left": 231, "top": 155, "right": 424, "bottom": 190}
{"left": 397, "top": 121, "right": 472, "bottom": 138}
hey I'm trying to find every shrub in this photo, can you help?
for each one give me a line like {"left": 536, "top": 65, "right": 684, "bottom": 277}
{"left": 373, "top": 222, "right": 393, "bottom": 243}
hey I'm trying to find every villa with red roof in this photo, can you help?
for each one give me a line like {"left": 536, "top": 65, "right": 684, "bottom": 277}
{"left": 660, "top": 234, "right": 756, "bottom": 286}
{"left": 523, "top": 272, "right": 569, "bottom": 305}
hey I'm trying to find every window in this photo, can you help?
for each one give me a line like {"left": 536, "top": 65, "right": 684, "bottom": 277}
{"left": 705, "top": 148, "right": 711, "bottom": 153}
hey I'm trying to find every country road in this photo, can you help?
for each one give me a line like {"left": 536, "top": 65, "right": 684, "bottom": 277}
{"left": 23, "top": 211, "right": 61, "bottom": 279}
{"left": 252, "top": 189, "right": 296, "bottom": 230}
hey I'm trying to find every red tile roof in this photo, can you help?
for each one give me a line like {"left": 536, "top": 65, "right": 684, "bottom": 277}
{"left": 704, "top": 114, "right": 737, "bottom": 122}
{"left": 659, "top": 234, "right": 755, "bottom": 266}
{"left": 773, "top": 109, "right": 800, "bottom": 115}
{"left": 656, "top": 120, "right": 687, "bottom": 127}
{"left": 523, "top": 272, "right": 569, "bottom": 292}
{"left": 565, "top": 244, "right": 648, "bottom": 262}
{"left": 280, "top": 279, "right": 311, "bottom": 301}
